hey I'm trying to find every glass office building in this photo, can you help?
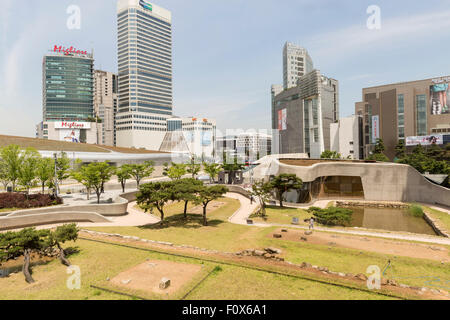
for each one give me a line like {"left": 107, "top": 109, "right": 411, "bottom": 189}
{"left": 116, "top": 0, "right": 173, "bottom": 150}
{"left": 43, "top": 53, "right": 94, "bottom": 121}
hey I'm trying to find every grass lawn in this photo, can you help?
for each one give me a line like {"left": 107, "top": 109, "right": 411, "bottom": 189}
{"left": 250, "top": 206, "right": 311, "bottom": 226}
{"left": 0, "top": 238, "right": 399, "bottom": 300}
{"left": 88, "top": 200, "right": 450, "bottom": 291}
{"left": 423, "top": 206, "right": 450, "bottom": 234}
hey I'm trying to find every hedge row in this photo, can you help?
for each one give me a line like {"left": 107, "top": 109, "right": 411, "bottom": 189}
{"left": 0, "top": 193, "right": 63, "bottom": 210}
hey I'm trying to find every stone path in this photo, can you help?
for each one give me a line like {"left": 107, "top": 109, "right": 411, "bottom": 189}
{"left": 226, "top": 193, "right": 262, "bottom": 226}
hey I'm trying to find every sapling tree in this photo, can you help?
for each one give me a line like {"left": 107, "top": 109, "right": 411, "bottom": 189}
{"left": 129, "top": 161, "right": 155, "bottom": 187}
{"left": 18, "top": 148, "right": 41, "bottom": 196}
{"left": 163, "top": 162, "right": 187, "bottom": 180}
{"left": 0, "top": 144, "right": 22, "bottom": 192}
{"left": 36, "top": 157, "right": 54, "bottom": 193}
{"left": 116, "top": 164, "right": 132, "bottom": 193}
{"left": 251, "top": 180, "right": 272, "bottom": 216}
{"left": 202, "top": 162, "right": 221, "bottom": 183}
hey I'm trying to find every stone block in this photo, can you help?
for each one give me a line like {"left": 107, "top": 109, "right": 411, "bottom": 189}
{"left": 159, "top": 278, "right": 171, "bottom": 290}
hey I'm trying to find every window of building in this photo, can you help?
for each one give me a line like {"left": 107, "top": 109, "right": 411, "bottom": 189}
{"left": 397, "top": 94, "right": 405, "bottom": 140}
{"left": 416, "top": 94, "right": 427, "bottom": 136}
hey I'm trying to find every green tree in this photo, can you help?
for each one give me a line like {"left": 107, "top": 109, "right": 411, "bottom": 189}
{"left": 116, "top": 164, "right": 132, "bottom": 193}
{"left": 320, "top": 150, "right": 342, "bottom": 159}
{"left": 394, "top": 140, "right": 406, "bottom": 160}
{"left": 251, "top": 180, "right": 272, "bottom": 216}
{"left": 36, "top": 157, "right": 54, "bottom": 193}
{"left": 173, "top": 178, "right": 204, "bottom": 219}
{"left": 73, "top": 162, "right": 114, "bottom": 204}
{"left": 269, "top": 174, "right": 303, "bottom": 208}
{"left": 0, "top": 228, "right": 49, "bottom": 283}
{"left": 163, "top": 162, "right": 187, "bottom": 180}
{"left": 55, "top": 152, "right": 71, "bottom": 192}
{"left": 368, "top": 139, "right": 390, "bottom": 162}
{"left": 18, "top": 148, "right": 41, "bottom": 195}
{"left": 96, "top": 161, "right": 115, "bottom": 194}
{"left": 186, "top": 157, "right": 202, "bottom": 179}
{"left": 195, "top": 185, "right": 229, "bottom": 226}
{"left": 137, "top": 181, "right": 175, "bottom": 224}
{"left": 0, "top": 144, "right": 22, "bottom": 191}
{"left": 45, "top": 224, "right": 79, "bottom": 266}
{"left": 203, "top": 162, "right": 221, "bottom": 183}
{"left": 0, "top": 159, "right": 10, "bottom": 190}
{"left": 129, "top": 161, "right": 155, "bottom": 187}
{"left": 373, "top": 138, "right": 386, "bottom": 154}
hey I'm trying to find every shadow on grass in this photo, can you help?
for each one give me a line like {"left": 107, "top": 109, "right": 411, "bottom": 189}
{"left": 138, "top": 213, "right": 226, "bottom": 230}
{"left": 65, "top": 247, "right": 81, "bottom": 258}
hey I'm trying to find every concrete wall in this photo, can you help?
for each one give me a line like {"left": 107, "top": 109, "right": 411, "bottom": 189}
{"left": 0, "top": 212, "right": 111, "bottom": 231}
{"left": 253, "top": 158, "right": 450, "bottom": 207}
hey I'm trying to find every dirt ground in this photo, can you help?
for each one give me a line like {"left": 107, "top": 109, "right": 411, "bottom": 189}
{"left": 111, "top": 259, "right": 202, "bottom": 296}
{"left": 189, "top": 202, "right": 225, "bottom": 215}
{"left": 271, "top": 228, "right": 450, "bottom": 262}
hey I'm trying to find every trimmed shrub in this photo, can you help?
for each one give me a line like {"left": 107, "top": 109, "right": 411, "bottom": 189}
{"left": 408, "top": 204, "right": 424, "bottom": 218}
{"left": 0, "top": 193, "right": 63, "bottom": 209}
{"left": 307, "top": 206, "right": 353, "bottom": 227}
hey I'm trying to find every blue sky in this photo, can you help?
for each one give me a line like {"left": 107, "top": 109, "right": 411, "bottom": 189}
{"left": 1, "top": 0, "right": 450, "bottom": 137}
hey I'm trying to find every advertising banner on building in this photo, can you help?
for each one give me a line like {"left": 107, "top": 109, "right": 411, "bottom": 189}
{"left": 430, "top": 79, "right": 450, "bottom": 115}
{"left": 371, "top": 115, "right": 380, "bottom": 143}
{"left": 406, "top": 135, "right": 444, "bottom": 146}
{"left": 278, "top": 109, "right": 287, "bottom": 131}
{"left": 59, "top": 129, "right": 81, "bottom": 143}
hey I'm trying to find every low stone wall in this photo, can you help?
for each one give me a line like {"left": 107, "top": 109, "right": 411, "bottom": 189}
{"left": 223, "top": 185, "right": 251, "bottom": 199}
{"left": 0, "top": 212, "right": 111, "bottom": 231}
{"left": 423, "top": 211, "right": 450, "bottom": 238}
{"left": 336, "top": 201, "right": 410, "bottom": 209}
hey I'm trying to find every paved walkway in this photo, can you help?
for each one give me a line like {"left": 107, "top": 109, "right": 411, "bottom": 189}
{"left": 226, "top": 193, "right": 261, "bottom": 225}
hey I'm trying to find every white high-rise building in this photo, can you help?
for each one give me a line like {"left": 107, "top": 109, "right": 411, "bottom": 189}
{"left": 283, "top": 42, "right": 314, "bottom": 89}
{"left": 330, "top": 115, "right": 363, "bottom": 160}
{"left": 116, "top": 0, "right": 173, "bottom": 150}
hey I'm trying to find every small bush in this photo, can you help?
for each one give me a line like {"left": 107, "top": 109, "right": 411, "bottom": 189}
{"left": 0, "top": 193, "right": 63, "bottom": 209}
{"left": 307, "top": 206, "right": 353, "bottom": 227}
{"left": 408, "top": 204, "right": 424, "bottom": 218}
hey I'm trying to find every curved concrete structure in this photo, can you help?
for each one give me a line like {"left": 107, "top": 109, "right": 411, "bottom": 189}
{"left": 252, "top": 157, "right": 450, "bottom": 207}
{"left": 0, "top": 212, "right": 112, "bottom": 231}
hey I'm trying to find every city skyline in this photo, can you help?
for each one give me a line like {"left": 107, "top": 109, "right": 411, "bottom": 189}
{"left": 2, "top": 0, "right": 450, "bottom": 138}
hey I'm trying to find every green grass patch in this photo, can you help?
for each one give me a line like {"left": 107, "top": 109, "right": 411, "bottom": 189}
{"left": 250, "top": 206, "right": 311, "bottom": 226}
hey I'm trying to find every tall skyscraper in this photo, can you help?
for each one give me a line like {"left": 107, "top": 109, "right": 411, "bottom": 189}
{"left": 43, "top": 46, "right": 94, "bottom": 122}
{"left": 116, "top": 0, "right": 173, "bottom": 150}
{"left": 283, "top": 42, "right": 314, "bottom": 89}
{"left": 37, "top": 45, "right": 101, "bottom": 144}
{"left": 94, "top": 70, "right": 118, "bottom": 146}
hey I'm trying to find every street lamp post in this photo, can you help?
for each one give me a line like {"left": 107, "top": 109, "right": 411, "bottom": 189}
{"left": 54, "top": 153, "right": 58, "bottom": 197}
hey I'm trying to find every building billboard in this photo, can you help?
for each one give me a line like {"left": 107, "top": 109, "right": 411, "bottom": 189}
{"left": 54, "top": 121, "right": 91, "bottom": 129}
{"left": 59, "top": 129, "right": 81, "bottom": 143}
{"left": 278, "top": 109, "right": 287, "bottom": 131}
{"left": 430, "top": 79, "right": 450, "bottom": 115}
{"left": 406, "top": 135, "right": 444, "bottom": 146}
{"left": 371, "top": 115, "right": 380, "bottom": 143}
